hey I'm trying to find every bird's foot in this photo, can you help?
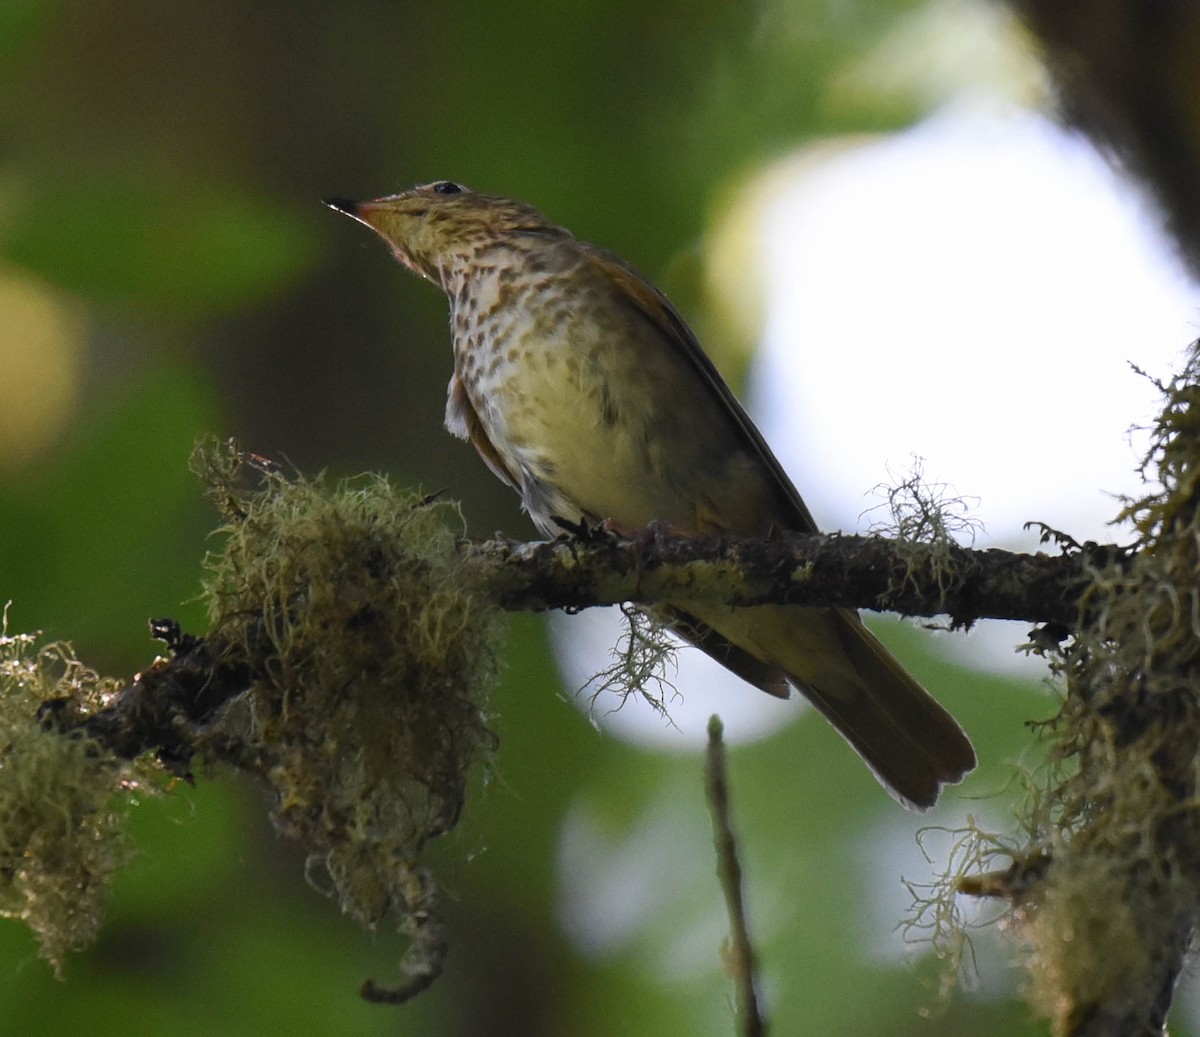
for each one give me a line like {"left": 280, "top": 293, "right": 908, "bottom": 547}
{"left": 550, "top": 514, "right": 621, "bottom": 543}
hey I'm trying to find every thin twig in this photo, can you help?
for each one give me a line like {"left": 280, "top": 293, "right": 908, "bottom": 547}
{"left": 705, "top": 715, "right": 766, "bottom": 1037}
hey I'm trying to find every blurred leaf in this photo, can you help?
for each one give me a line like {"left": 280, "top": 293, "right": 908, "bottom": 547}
{"left": 0, "top": 176, "right": 316, "bottom": 316}
{"left": 0, "top": 363, "right": 220, "bottom": 661}
{"left": 0, "top": 0, "right": 58, "bottom": 74}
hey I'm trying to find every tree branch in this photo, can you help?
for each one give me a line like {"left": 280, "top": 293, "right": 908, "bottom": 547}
{"left": 49, "top": 528, "right": 1107, "bottom": 771}
{"left": 476, "top": 528, "right": 1111, "bottom": 628}
{"left": 22, "top": 482, "right": 1121, "bottom": 1013}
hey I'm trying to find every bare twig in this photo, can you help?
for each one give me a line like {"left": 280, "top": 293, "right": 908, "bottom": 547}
{"left": 705, "top": 715, "right": 766, "bottom": 1037}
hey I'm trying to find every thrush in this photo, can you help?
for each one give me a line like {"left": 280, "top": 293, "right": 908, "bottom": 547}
{"left": 326, "top": 181, "right": 975, "bottom": 809}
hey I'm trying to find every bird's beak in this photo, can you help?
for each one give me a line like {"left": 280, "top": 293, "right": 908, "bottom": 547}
{"left": 323, "top": 195, "right": 432, "bottom": 281}
{"left": 324, "top": 196, "right": 368, "bottom": 223}
{"left": 324, "top": 197, "right": 399, "bottom": 241}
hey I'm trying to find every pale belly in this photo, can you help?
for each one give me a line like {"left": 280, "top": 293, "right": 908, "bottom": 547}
{"left": 450, "top": 301, "right": 782, "bottom": 538}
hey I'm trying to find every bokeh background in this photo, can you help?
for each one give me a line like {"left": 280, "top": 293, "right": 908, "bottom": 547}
{"left": 1, "top": 1, "right": 1197, "bottom": 1034}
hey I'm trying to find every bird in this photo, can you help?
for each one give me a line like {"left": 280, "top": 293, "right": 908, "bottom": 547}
{"left": 325, "top": 181, "right": 975, "bottom": 809}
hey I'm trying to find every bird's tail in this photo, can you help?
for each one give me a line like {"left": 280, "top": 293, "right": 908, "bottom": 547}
{"left": 685, "top": 603, "right": 976, "bottom": 810}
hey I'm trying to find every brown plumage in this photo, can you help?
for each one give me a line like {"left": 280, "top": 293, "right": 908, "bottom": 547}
{"left": 326, "top": 181, "right": 976, "bottom": 809}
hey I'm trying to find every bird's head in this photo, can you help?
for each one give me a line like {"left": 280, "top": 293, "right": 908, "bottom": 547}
{"left": 325, "top": 181, "right": 568, "bottom": 288}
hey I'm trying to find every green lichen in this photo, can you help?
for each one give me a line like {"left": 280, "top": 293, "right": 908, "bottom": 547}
{"left": 916, "top": 353, "right": 1200, "bottom": 1034}
{"left": 903, "top": 816, "right": 1026, "bottom": 1006}
{"left": 1, "top": 436, "right": 508, "bottom": 994}
{"left": 580, "top": 603, "right": 679, "bottom": 721}
{"left": 0, "top": 621, "right": 149, "bottom": 975}
{"left": 1008, "top": 356, "right": 1200, "bottom": 1034}
{"left": 192, "top": 438, "right": 505, "bottom": 984}
{"left": 868, "top": 455, "right": 982, "bottom": 615}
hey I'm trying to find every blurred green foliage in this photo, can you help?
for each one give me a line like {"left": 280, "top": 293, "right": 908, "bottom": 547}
{"left": 0, "top": 1, "right": 1070, "bottom": 1035}
{"left": 1, "top": 177, "right": 315, "bottom": 315}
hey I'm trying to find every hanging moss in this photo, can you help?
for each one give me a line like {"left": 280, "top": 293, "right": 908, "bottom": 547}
{"left": 1, "top": 438, "right": 508, "bottom": 997}
{"left": 911, "top": 352, "right": 1200, "bottom": 1035}
{"left": 0, "top": 626, "right": 150, "bottom": 976}
{"left": 1009, "top": 356, "right": 1200, "bottom": 1033}
{"left": 192, "top": 439, "right": 505, "bottom": 991}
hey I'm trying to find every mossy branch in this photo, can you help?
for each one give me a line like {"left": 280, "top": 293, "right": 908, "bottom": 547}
{"left": 906, "top": 351, "right": 1200, "bottom": 1037}
{"left": 476, "top": 525, "right": 1109, "bottom": 628}
{"left": 4, "top": 437, "right": 1102, "bottom": 1001}
{"left": 0, "top": 431, "right": 1173, "bottom": 1024}
{"left": 44, "top": 528, "right": 1109, "bottom": 775}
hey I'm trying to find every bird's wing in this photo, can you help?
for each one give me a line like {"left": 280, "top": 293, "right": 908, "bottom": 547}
{"left": 664, "top": 607, "right": 792, "bottom": 698}
{"left": 579, "top": 242, "right": 820, "bottom": 535}
{"left": 445, "top": 371, "right": 523, "bottom": 493}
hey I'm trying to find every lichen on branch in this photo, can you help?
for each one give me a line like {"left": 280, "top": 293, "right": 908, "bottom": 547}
{"left": 2, "top": 438, "right": 509, "bottom": 1000}
{"left": 930, "top": 351, "right": 1200, "bottom": 1037}
{"left": 0, "top": 432, "right": 1130, "bottom": 1007}
{"left": 192, "top": 438, "right": 506, "bottom": 1000}
{"left": 0, "top": 622, "right": 153, "bottom": 975}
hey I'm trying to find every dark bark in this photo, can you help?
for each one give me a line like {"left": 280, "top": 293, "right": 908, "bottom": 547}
{"left": 477, "top": 528, "right": 1109, "bottom": 628}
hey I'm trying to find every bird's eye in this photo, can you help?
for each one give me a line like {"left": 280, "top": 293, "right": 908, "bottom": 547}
{"left": 432, "top": 181, "right": 463, "bottom": 195}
